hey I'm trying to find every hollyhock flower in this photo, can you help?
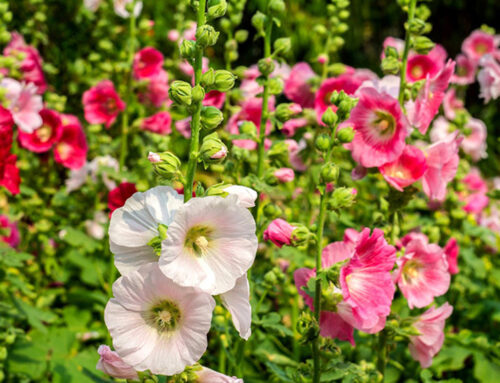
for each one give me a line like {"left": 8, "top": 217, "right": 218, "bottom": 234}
{"left": 429, "top": 116, "right": 453, "bottom": 143}
{"left": 462, "top": 118, "right": 487, "bottom": 161}
{"left": 382, "top": 37, "right": 405, "bottom": 58}
{"left": 85, "top": 211, "right": 108, "bottom": 240}
{"left": 113, "top": 0, "right": 143, "bottom": 18}
{"left": 18, "top": 109, "right": 62, "bottom": 153}
{"left": 108, "top": 182, "right": 138, "bottom": 215}
{"left": 139, "top": 70, "right": 170, "bottom": 108}
{"left": 167, "top": 29, "right": 180, "bottom": 42}
{"left": 3, "top": 32, "right": 46, "bottom": 93}
{"left": 409, "top": 303, "right": 453, "bottom": 368}
{"left": 274, "top": 168, "right": 295, "bottom": 183}
{"left": 444, "top": 238, "right": 459, "bottom": 275}
{"left": 463, "top": 169, "right": 488, "bottom": 193}
{"left": 220, "top": 274, "right": 252, "bottom": 340}
{"left": 141, "top": 111, "right": 172, "bottom": 135}
{"left": 422, "top": 132, "right": 461, "bottom": 203}
{"left": 0, "top": 106, "right": 13, "bottom": 157}
{"left": 442, "top": 89, "right": 465, "bottom": 120}
{"left": 179, "top": 58, "right": 209, "bottom": 78}
{"left": 282, "top": 118, "right": 308, "bottom": 137}
{"left": 159, "top": 195, "right": 257, "bottom": 295}
{"left": 105, "top": 263, "right": 215, "bottom": 375}
{"left": 175, "top": 117, "right": 191, "bottom": 138}
{"left": 66, "top": 155, "right": 119, "bottom": 192}
{"left": 346, "top": 87, "right": 409, "bottom": 168}
{"left": 379, "top": 145, "right": 427, "bottom": 191}
{"left": 463, "top": 193, "right": 489, "bottom": 214}
{"left": 263, "top": 219, "right": 295, "bottom": 248}
{"left": 84, "top": 0, "right": 102, "bottom": 12}
{"left": 397, "top": 231, "right": 429, "bottom": 249}
{"left": 284, "top": 62, "right": 316, "bottom": 108}
{"left": 357, "top": 75, "right": 400, "bottom": 99}
{"left": 82, "top": 80, "right": 125, "bottom": 128}
{"left": 203, "top": 90, "right": 226, "bottom": 109}
{"left": 286, "top": 139, "right": 307, "bottom": 171}
{"left": 195, "top": 367, "right": 243, "bottom": 382}
{"left": 462, "top": 30, "right": 499, "bottom": 64}
{"left": 451, "top": 54, "right": 476, "bottom": 85}
{"left": 0, "top": 154, "right": 20, "bottom": 195}
{"left": 477, "top": 55, "right": 500, "bottom": 103}
{"left": 0, "top": 215, "right": 20, "bottom": 248}
{"left": 406, "top": 60, "right": 455, "bottom": 134}
{"left": 1, "top": 78, "right": 42, "bottom": 133}
{"left": 54, "top": 123, "right": 88, "bottom": 170}
{"left": 394, "top": 236, "right": 450, "bottom": 309}
{"left": 406, "top": 55, "right": 442, "bottom": 83}
{"left": 222, "top": 185, "right": 257, "bottom": 208}
{"left": 133, "top": 47, "right": 164, "bottom": 80}
{"left": 96, "top": 345, "right": 138, "bottom": 380}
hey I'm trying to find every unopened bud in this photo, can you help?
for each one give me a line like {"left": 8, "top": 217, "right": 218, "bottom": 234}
{"left": 321, "top": 107, "right": 338, "bottom": 126}
{"left": 274, "top": 37, "right": 291, "bottom": 55}
{"left": 180, "top": 39, "right": 196, "bottom": 59}
{"left": 291, "top": 225, "right": 311, "bottom": 246}
{"left": 214, "top": 70, "right": 236, "bottom": 92}
{"left": 191, "top": 85, "right": 206, "bottom": 103}
{"left": 337, "top": 126, "right": 355, "bottom": 143}
{"left": 329, "top": 187, "right": 356, "bottom": 209}
{"left": 207, "top": 0, "right": 227, "bottom": 19}
{"left": 239, "top": 121, "right": 257, "bottom": 138}
{"left": 251, "top": 11, "right": 267, "bottom": 36}
{"left": 201, "top": 68, "right": 216, "bottom": 88}
{"left": 320, "top": 163, "right": 340, "bottom": 184}
{"left": 195, "top": 25, "right": 219, "bottom": 47}
{"left": 315, "top": 134, "right": 331, "bottom": 151}
{"left": 408, "top": 18, "right": 426, "bottom": 35}
{"left": 168, "top": 81, "right": 192, "bottom": 105}
{"left": 275, "top": 103, "right": 301, "bottom": 122}
{"left": 269, "top": 0, "right": 285, "bottom": 15}
{"left": 381, "top": 56, "right": 400, "bottom": 75}
{"left": 413, "top": 36, "right": 435, "bottom": 54}
{"left": 150, "top": 151, "right": 181, "bottom": 179}
{"left": 200, "top": 106, "right": 224, "bottom": 130}
{"left": 258, "top": 58, "right": 275, "bottom": 77}
{"left": 200, "top": 133, "right": 227, "bottom": 165}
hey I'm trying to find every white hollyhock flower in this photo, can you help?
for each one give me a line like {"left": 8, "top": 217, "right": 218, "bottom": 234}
{"left": 159, "top": 195, "right": 257, "bottom": 295}
{"left": 196, "top": 367, "right": 244, "bottom": 382}
{"left": 109, "top": 186, "right": 183, "bottom": 274}
{"left": 221, "top": 274, "right": 252, "bottom": 340}
{"left": 114, "top": 0, "right": 143, "bottom": 18}
{"left": 223, "top": 185, "right": 257, "bottom": 208}
{"left": 105, "top": 263, "right": 215, "bottom": 375}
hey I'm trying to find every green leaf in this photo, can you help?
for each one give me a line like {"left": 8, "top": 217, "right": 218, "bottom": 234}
{"left": 11, "top": 296, "right": 57, "bottom": 333}
{"left": 473, "top": 352, "right": 500, "bottom": 383}
{"left": 61, "top": 227, "right": 100, "bottom": 253}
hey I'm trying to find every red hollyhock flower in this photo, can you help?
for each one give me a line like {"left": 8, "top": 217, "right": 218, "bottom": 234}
{"left": 108, "top": 182, "right": 137, "bottom": 214}
{"left": 54, "top": 123, "right": 88, "bottom": 170}
{"left": 18, "top": 109, "right": 62, "bottom": 153}
{"left": 133, "top": 47, "right": 164, "bottom": 80}
{"left": 0, "top": 106, "right": 14, "bottom": 158}
{"left": 0, "top": 154, "right": 20, "bottom": 195}
{"left": 141, "top": 111, "right": 172, "bottom": 135}
{"left": 82, "top": 80, "right": 125, "bottom": 128}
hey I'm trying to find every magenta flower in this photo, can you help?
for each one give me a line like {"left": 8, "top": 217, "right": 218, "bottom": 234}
{"left": 203, "top": 90, "right": 226, "bottom": 109}
{"left": 478, "top": 54, "right": 500, "bottom": 103}
{"left": 462, "top": 30, "right": 500, "bottom": 64}
{"left": 133, "top": 47, "right": 164, "bottom": 80}
{"left": 82, "top": 80, "right": 125, "bottom": 128}
{"left": 451, "top": 54, "right": 476, "bottom": 85}
{"left": 263, "top": 219, "right": 295, "bottom": 248}
{"left": 54, "top": 122, "right": 88, "bottom": 170}
{"left": 379, "top": 145, "right": 427, "bottom": 192}
{"left": 406, "top": 45, "right": 447, "bottom": 83}
{"left": 139, "top": 70, "right": 170, "bottom": 108}
{"left": 18, "top": 109, "right": 62, "bottom": 153}
{"left": 141, "top": 111, "right": 172, "bottom": 135}
{"left": 282, "top": 118, "right": 308, "bottom": 137}
{"left": 96, "top": 345, "right": 138, "bottom": 380}
{"left": 442, "top": 89, "right": 465, "bottom": 120}
{"left": 443, "top": 238, "right": 459, "bottom": 275}
{"left": 274, "top": 167, "right": 295, "bottom": 183}
{"left": 346, "top": 87, "right": 409, "bottom": 168}
{"left": 0, "top": 215, "right": 20, "bottom": 248}
{"left": 284, "top": 62, "right": 317, "bottom": 108}
{"left": 0, "top": 153, "right": 20, "bottom": 195}
{"left": 394, "top": 236, "right": 450, "bottom": 309}
{"left": 409, "top": 303, "right": 453, "bottom": 368}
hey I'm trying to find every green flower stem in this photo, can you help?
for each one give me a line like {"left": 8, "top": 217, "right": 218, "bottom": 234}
{"left": 184, "top": 0, "right": 207, "bottom": 203}
{"left": 398, "top": 0, "right": 417, "bottom": 106}
{"left": 377, "top": 329, "right": 388, "bottom": 375}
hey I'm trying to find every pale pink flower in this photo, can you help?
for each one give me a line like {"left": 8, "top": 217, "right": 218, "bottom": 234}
{"left": 84, "top": 0, "right": 102, "bottom": 12}
{"left": 477, "top": 55, "right": 500, "bottom": 103}
{"left": 429, "top": 116, "right": 453, "bottom": 143}
{"left": 167, "top": 29, "right": 180, "bottom": 42}
{"left": 451, "top": 54, "right": 476, "bottom": 85}
{"left": 141, "top": 111, "right": 172, "bottom": 135}
{"left": 357, "top": 75, "right": 400, "bottom": 99}
{"left": 220, "top": 274, "right": 252, "bottom": 340}
{"left": 443, "top": 238, "right": 459, "bottom": 275}
{"left": 462, "top": 30, "right": 499, "bottom": 64}
{"left": 113, "top": 0, "right": 143, "bottom": 18}
{"left": 443, "top": 89, "right": 465, "bottom": 120}
{"left": 196, "top": 367, "right": 244, "bottom": 382}
{"left": 105, "top": 263, "right": 215, "bottom": 375}
{"left": 285, "top": 139, "right": 307, "bottom": 171}
{"left": 284, "top": 62, "right": 316, "bottom": 108}
{"left": 223, "top": 185, "right": 257, "bottom": 209}
{"left": 175, "top": 117, "right": 191, "bottom": 138}
{"left": 462, "top": 117, "right": 487, "bottom": 161}
{"left": 409, "top": 303, "right": 453, "bottom": 368}
{"left": 133, "top": 47, "right": 164, "bottom": 80}
{"left": 82, "top": 80, "right": 125, "bottom": 128}
{"left": 274, "top": 167, "right": 295, "bottom": 182}
{"left": 379, "top": 145, "right": 427, "bottom": 191}
{"left": 263, "top": 219, "right": 295, "bottom": 248}
{"left": 85, "top": 211, "right": 108, "bottom": 240}
{"left": 211, "top": 147, "right": 228, "bottom": 160}
{"left": 148, "top": 152, "right": 161, "bottom": 163}
{"left": 1, "top": 78, "right": 42, "bottom": 133}
{"left": 96, "top": 345, "right": 138, "bottom": 380}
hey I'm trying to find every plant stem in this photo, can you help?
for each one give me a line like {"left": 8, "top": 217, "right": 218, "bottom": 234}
{"left": 184, "top": 0, "right": 207, "bottom": 202}
{"left": 377, "top": 330, "right": 388, "bottom": 376}
{"left": 398, "top": 0, "right": 417, "bottom": 106}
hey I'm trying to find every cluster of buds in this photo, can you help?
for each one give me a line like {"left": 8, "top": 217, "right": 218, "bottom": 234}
{"left": 219, "top": 0, "right": 249, "bottom": 66}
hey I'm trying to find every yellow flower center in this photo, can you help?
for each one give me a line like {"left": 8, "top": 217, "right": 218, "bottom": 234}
{"left": 184, "top": 225, "right": 214, "bottom": 257}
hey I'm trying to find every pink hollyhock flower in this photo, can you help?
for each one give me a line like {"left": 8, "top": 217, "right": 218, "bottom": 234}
{"left": 285, "top": 139, "right": 307, "bottom": 171}
{"left": 108, "top": 182, "right": 137, "bottom": 214}
{"left": 133, "top": 47, "right": 164, "bottom": 80}
{"left": 314, "top": 74, "right": 362, "bottom": 124}
{"left": 382, "top": 37, "right": 405, "bottom": 58}
{"left": 18, "top": 109, "right": 62, "bottom": 153}
{"left": 105, "top": 263, "right": 215, "bottom": 375}
{"left": 179, "top": 58, "right": 209, "bottom": 77}
{"left": 462, "top": 30, "right": 499, "bottom": 64}
{"left": 139, "top": 70, "right": 170, "bottom": 108}
{"left": 167, "top": 29, "right": 180, "bottom": 42}
{"left": 397, "top": 231, "right": 429, "bottom": 250}
{"left": 195, "top": 367, "right": 243, "bottom": 382}
{"left": 175, "top": 117, "right": 191, "bottom": 138}
{"left": 463, "top": 169, "right": 488, "bottom": 193}
{"left": 346, "top": 87, "right": 409, "bottom": 168}
{"left": 407, "top": 60, "right": 455, "bottom": 134}
{"left": 263, "top": 218, "right": 295, "bottom": 248}
{"left": 3, "top": 32, "right": 47, "bottom": 94}
{"left": 429, "top": 116, "right": 453, "bottom": 143}
{"left": 443, "top": 89, "right": 465, "bottom": 120}
{"left": 0, "top": 106, "right": 14, "bottom": 157}
{"left": 274, "top": 167, "right": 295, "bottom": 183}
{"left": 113, "top": 0, "right": 143, "bottom": 18}
{"left": 443, "top": 238, "right": 459, "bottom": 275}
{"left": 409, "top": 303, "right": 453, "bottom": 368}
{"left": 54, "top": 123, "right": 88, "bottom": 170}
{"left": 451, "top": 54, "right": 476, "bottom": 85}
{"left": 1, "top": 78, "right": 43, "bottom": 133}
{"left": 462, "top": 117, "right": 487, "bottom": 161}
{"left": 422, "top": 132, "right": 461, "bottom": 203}
{"left": 281, "top": 117, "right": 308, "bottom": 138}
{"left": 406, "top": 56, "right": 441, "bottom": 83}
{"left": 203, "top": 90, "right": 226, "bottom": 109}
{"left": 0, "top": 153, "right": 20, "bottom": 195}
{"left": 284, "top": 62, "right": 317, "bottom": 108}
{"left": 477, "top": 55, "right": 500, "bottom": 103}
{"left": 463, "top": 193, "right": 489, "bottom": 214}
{"left": 82, "top": 80, "right": 125, "bottom": 128}
{"left": 141, "top": 111, "right": 172, "bottom": 135}
{"left": 357, "top": 75, "right": 400, "bottom": 99}
{"left": 0, "top": 215, "right": 20, "bottom": 248}
{"left": 379, "top": 145, "right": 427, "bottom": 191}
{"left": 394, "top": 236, "right": 450, "bottom": 309}
{"left": 96, "top": 345, "right": 138, "bottom": 380}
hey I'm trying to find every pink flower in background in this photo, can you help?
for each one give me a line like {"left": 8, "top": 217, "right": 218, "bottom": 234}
{"left": 409, "top": 303, "right": 453, "bottom": 368}
{"left": 175, "top": 117, "right": 191, "bottom": 138}
{"left": 0, "top": 106, "right": 14, "bottom": 157}
{"left": 443, "top": 89, "right": 465, "bottom": 120}
{"left": 394, "top": 236, "right": 450, "bottom": 309}
{"left": 139, "top": 70, "right": 170, "bottom": 108}
{"left": 477, "top": 55, "right": 500, "bottom": 103}
{"left": 379, "top": 145, "right": 427, "bottom": 191}
{"left": 451, "top": 54, "right": 476, "bottom": 85}
{"left": 284, "top": 62, "right": 316, "bottom": 108}
{"left": 263, "top": 219, "right": 295, "bottom": 248}
{"left": 463, "top": 193, "right": 489, "bottom": 214}
{"left": 96, "top": 345, "right": 138, "bottom": 380}
{"left": 108, "top": 182, "right": 137, "bottom": 214}
{"left": 83, "top": 80, "right": 125, "bottom": 128}
{"left": 282, "top": 118, "right": 308, "bottom": 137}
{"left": 443, "top": 238, "right": 459, "bottom": 275}
{"left": 429, "top": 116, "right": 453, "bottom": 143}
{"left": 346, "top": 87, "right": 409, "bottom": 168}
{"left": 0, "top": 153, "right": 20, "bottom": 195}
{"left": 18, "top": 109, "right": 62, "bottom": 153}
{"left": 286, "top": 139, "right": 307, "bottom": 171}
{"left": 462, "top": 169, "right": 488, "bottom": 193}
{"left": 0, "top": 215, "right": 20, "bottom": 248}
{"left": 382, "top": 37, "right": 405, "bottom": 58}
{"left": 357, "top": 75, "right": 400, "bottom": 99}
{"left": 113, "top": 0, "right": 143, "bottom": 18}
{"left": 141, "top": 111, "right": 172, "bottom": 135}
{"left": 462, "top": 30, "right": 499, "bottom": 64}
{"left": 167, "top": 29, "right": 180, "bottom": 42}
{"left": 133, "top": 47, "right": 164, "bottom": 80}
{"left": 203, "top": 90, "right": 226, "bottom": 109}
{"left": 462, "top": 117, "right": 487, "bottom": 161}
{"left": 275, "top": 167, "right": 295, "bottom": 183}
{"left": 397, "top": 232, "right": 429, "bottom": 249}
{"left": 54, "top": 122, "right": 88, "bottom": 170}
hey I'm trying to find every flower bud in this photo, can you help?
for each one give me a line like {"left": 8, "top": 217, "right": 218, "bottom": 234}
{"left": 321, "top": 107, "right": 338, "bottom": 126}
{"left": 321, "top": 283, "right": 344, "bottom": 312}
{"left": 274, "top": 37, "right": 291, "bottom": 55}
{"left": 263, "top": 203, "right": 283, "bottom": 219}
{"left": 385, "top": 45, "right": 399, "bottom": 59}
{"left": 149, "top": 151, "right": 181, "bottom": 179}
{"left": 239, "top": 121, "right": 257, "bottom": 138}
{"left": 381, "top": 56, "right": 401, "bottom": 75}
{"left": 200, "top": 133, "right": 228, "bottom": 165}
{"left": 180, "top": 39, "right": 197, "bottom": 59}
{"left": 315, "top": 134, "right": 331, "bottom": 151}
{"left": 297, "top": 311, "right": 320, "bottom": 342}
{"left": 291, "top": 225, "right": 311, "bottom": 247}
{"left": 269, "top": 0, "right": 285, "bottom": 15}
{"left": 168, "top": 81, "right": 192, "bottom": 105}
{"left": 413, "top": 36, "right": 435, "bottom": 54}
{"left": 320, "top": 163, "right": 339, "bottom": 184}
{"left": 267, "top": 141, "right": 289, "bottom": 164}
{"left": 274, "top": 167, "right": 295, "bottom": 183}
{"left": 329, "top": 187, "right": 356, "bottom": 209}
{"left": 251, "top": 11, "right": 267, "bottom": 36}
{"left": 275, "top": 103, "right": 301, "bottom": 122}
{"left": 337, "top": 126, "right": 355, "bottom": 143}
{"left": 408, "top": 18, "right": 426, "bottom": 34}
{"left": 258, "top": 58, "right": 275, "bottom": 77}
{"left": 191, "top": 85, "right": 206, "bottom": 103}
{"left": 201, "top": 68, "right": 216, "bottom": 88}
{"left": 207, "top": 0, "right": 227, "bottom": 19}
{"left": 263, "top": 218, "right": 295, "bottom": 248}
{"left": 195, "top": 25, "right": 220, "bottom": 47}
{"left": 235, "top": 30, "right": 248, "bottom": 43}
{"left": 214, "top": 70, "right": 236, "bottom": 92}
{"left": 200, "top": 106, "right": 224, "bottom": 130}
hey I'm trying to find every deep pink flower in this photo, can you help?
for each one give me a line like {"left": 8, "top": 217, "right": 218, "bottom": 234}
{"left": 397, "top": 231, "right": 429, "bottom": 249}
{"left": 409, "top": 303, "right": 453, "bottom": 368}
{"left": 477, "top": 55, "right": 500, "bottom": 103}
{"left": 442, "top": 89, "right": 465, "bottom": 120}
{"left": 282, "top": 118, "right": 308, "bottom": 137}
{"left": 394, "top": 236, "right": 450, "bottom": 309}
{"left": 274, "top": 168, "right": 295, "bottom": 183}
{"left": 82, "top": 80, "right": 125, "bottom": 128}
{"left": 54, "top": 123, "right": 88, "bottom": 170}
{"left": 108, "top": 182, "right": 137, "bottom": 214}
{"left": 315, "top": 75, "right": 362, "bottom": 124}
{"left": 462, "top": 169, "right": 488, "bottom": 193}
{"left": 462, "top": 30, "right": 499, "bottom": 64}
{"left": 284, "top": 62, "right": 316, "bottom": 108}
{"left": 263, "top": 218, "right": 295, "bottom": 248}
{"left": 18, "top": 109, "right": 62, "bottom": 153}
{"left": 443, "top": 238, "right": 459, "bottom": 275}
{"left": 346, "top": 87, "right": 409, "bottom": 168}
{"left": 406, "top": 45, "right": 447, "bottom": 83}
{"left": 203, "top": 90, "right": 226, "bottom": 109}
{"left": 139, "top": 70, "right": 170, "bottom": 108}
{"left": 141, "top": 111, "right": 172, "bottom": 135}
{"left": 379, "top": 145, "right": 427, "bottom": 191}
{"left": 0, "top": 154, "right": 20, "bottom": 195}
{"left": 0, "top": 107, "right": 14, "bottom": 158}
{"left": 96, "top": 345, "right": 138, "bottom": 380}
{"left": 0, "top": 215, "right": 20, "bottom": 248}
{"left": 133, "top": 47, "right": 164, "bottom": 80}
{"left": 451, "top": 54, "right": 476, "bottom": 85}
{"left": 463, "top": 193, "right": 490, "bottom": 214}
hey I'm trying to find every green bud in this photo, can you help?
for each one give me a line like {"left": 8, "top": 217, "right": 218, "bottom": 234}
{"left": 321, "top": 282, "right": 344, "bottom": 311}
{"left": 267, "top": 141, "right": 289, "bottom": 164}
{"left": 0, "top": 347, "right": 7, "bottom": 361}
{"left": 408, "top": 18, "right": 426, "bottom": 35}
{"left": 195, "top": 25, "right": 220, "bottom": 47}
{"left": 205, "top": 182, "right": 230, "bottom": 197}
{"left": 275, "top": 103, "right": 299, "bottom": 122}
{"left": 269, "top": 0, "right": 286, "bottom": 15}
{"left": 220, "top": 18, "right": 231, "bottom": 33}
{"left": 200, "top": 106, "right": 224, "bottom": 130}
{"left": 381, "top": 56, "right": 401, "bottom": 75}
{"left": 149, "top": 151, "right": 181, "bottom": 179}
{"left": 385, "top": 46, "right": 399, "bottom": 59}
{"left": 274, "top": 37, "right": 291, "bottom": 55}
{"left": 258, "top": 58, "right": 275, "bottom": 77}
{"left": 337, "top": 126, "right": 355, "bottom": 143}
{"left": 297, "top": 311, "right": 320, "bottom": 342}
{"left": 315, "top": 134, "right": 331, "bottom": 152}
{"left": 191, "top": 85, "right": 206, "bottom": 103}
{"left": 264, "top": 270, "right": 278, "bottom": 285}
{"left": 263, "top": 203, "right": 283, "bottom": 219}
{"left": 339, "top": 9, "right": 350, "bottom": 19}
{"left": 321, "top": 107, "right": 338, "bottom": 126}
{"left": 168, "top": 81, "right": 192, "bottom": 105}
{"left": 200, "top": 133, "right": 228, "bottom": 164}
{"left": 320, "top": 163, "right": 340, "bottom": 184}
{"left": 251, "top": 11, "right": 267, "bottom": 36}
{"left": 235, "top": 29, "right": 248, "bottom": 43}
{"left": 180, "top": 39, "right": 197, "bottom": 59}
{"left": 413, "top": 36, "right": 435, "bottom": 54}
{"left": 291, "top": 225, "right": 311, "bottom": 247}
{"left": 201, "top": 68, "right": 215, "bottom": 88}
{"left": 207, "top": 0, "right": 227, "bottom": 19}
{"left": 239, "top": 121, "right": 257, "bottom": 138}
{"left": 214, "top": 70, "right": 236, "bottom": 92}
{"left": 268, "top": 77, "right": 284, "bottom": 95}
{"left": 264, "top": 168, "right": 279, "bottom": 186}
{"left": 329, "top": 187, "right": 356, "bottom": 209}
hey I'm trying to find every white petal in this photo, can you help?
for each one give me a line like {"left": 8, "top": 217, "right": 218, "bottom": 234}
{"left": 223, "top": 185, "right": 258, "bottom": 208}
{"left": 197, "top": 367, "right": 244, "bottom": 382}
{"left": 144, "top": 186, "right": 184, "bottom": 225}
{"left": 110, "top": 240, "right": 157, "bottom": 276}
{"left": 220, "top": 274, "right": 252, "bottom": 340}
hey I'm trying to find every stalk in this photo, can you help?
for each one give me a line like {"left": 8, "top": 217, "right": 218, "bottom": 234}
{"left": 398, "top": 0, "right": 417, "bottom": 106}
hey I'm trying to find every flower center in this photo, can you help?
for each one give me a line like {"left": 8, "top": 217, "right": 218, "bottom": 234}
{"left": 402, "top": 260, "right": 421, "bottom": 284}
{"left": 146, "top": 300, "right": 181, "bottom": 334}
{"left": 373, "top": 110, "right": 396, "bottom": 138}
{"left": 184, "top": 225, "right": 214, "bottom": 257}
{"left": 411, "top": 65, "right": 423, "bottom": 79}
{"left": 474, "top": 42, "right": 489, "bottom": 55}
{"left": 57, "top": 143, "right": 71, "bottom": 160}
{"left": 36, "top": 124, "right": 52, "bottom": 142}
{"left": 106, "top": 98, "right": 117, "bottom": 114}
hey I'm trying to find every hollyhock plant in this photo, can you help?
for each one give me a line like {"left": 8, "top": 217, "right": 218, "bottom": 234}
{"left": 451, "top": 54, "right": 476, "bottom": 85}
{"left": 1, "top": 78, "right": 42, "bottom": 133}
{"left": 18, "top": 109, "right": 62, "bottom": 153}
{"left": 443, "top": 238, "right": 459, "bottom": 275}
{"left": 53, "top": 123, "right": 88, "bottom": 170}
{"left": 379, "top": 145, "right": 427, "bottom": 192}
{"left": 141, "top": 111, "right": 172, "bottom": 135}
{"left": 346, "top": 87, "right": 409, "bottom": 168}
{"left": 105, "top": 263, "right": 215, "bottom": 375}
{"left": 82, "top": 80, "right": 125, "bottom": 128}
{"left": 461, "top": 29, "right": 499, "bottom": 64}
{"left": 394, "top": 236, "right": 450, "bottom": 309}
{"left": 477, "top": 54, "right": 500, "bottom": 103}
{"left": 284, "top": 62, "right": 317, "bottom": 108}
{"left": 96, "top": 345, "right": 138, "bottom": 380}
{"left": 409, "top": 303, "right": 453, "bottom": 368}
{"left": 0, "top": 215, "right": 20, "bottom": 248}
{"left": 133, "top": 47, "right": 164, "bottom": 80}
{"left": 108, "top": 182, "right": 138, "bottom": 215}
{"left": 263, "top": 219, "right": 295, "bottom": 248}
